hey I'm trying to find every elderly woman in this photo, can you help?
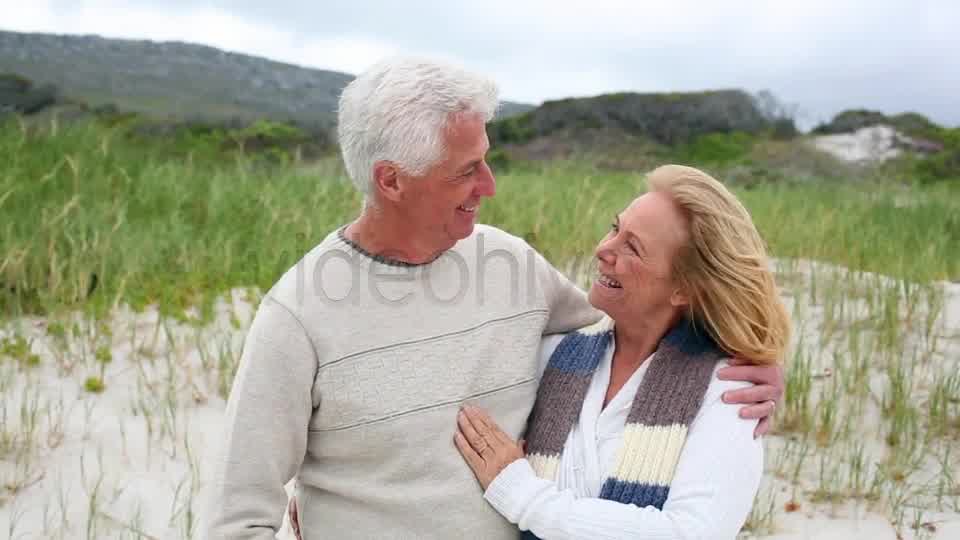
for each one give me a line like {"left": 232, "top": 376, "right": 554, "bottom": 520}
{"left": 454, "top": 165, "right": 790, "bottom": 540}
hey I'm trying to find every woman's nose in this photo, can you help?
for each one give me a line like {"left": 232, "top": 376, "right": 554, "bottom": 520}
{"left": 596, "top": 240, "right": 617, "bottom": 265}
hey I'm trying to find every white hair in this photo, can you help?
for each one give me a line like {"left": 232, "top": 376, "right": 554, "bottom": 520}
{"left": 337, "top": 56, "right": 500, "bottom": 195}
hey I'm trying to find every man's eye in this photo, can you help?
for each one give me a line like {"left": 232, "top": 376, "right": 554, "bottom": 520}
{"left": 610, "top": 222, "right": 619, "bottom": 232}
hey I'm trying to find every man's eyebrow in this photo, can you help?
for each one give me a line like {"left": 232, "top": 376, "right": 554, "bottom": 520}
{"left": 457, "top": 159, "right": 482, "bottom": 173}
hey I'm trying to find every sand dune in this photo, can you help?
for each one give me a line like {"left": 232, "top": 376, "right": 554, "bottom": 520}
{"left": 2, "top": 261, "right": 958, "bottom": 539}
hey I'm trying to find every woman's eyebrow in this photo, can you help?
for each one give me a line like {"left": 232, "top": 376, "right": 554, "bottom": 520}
{"left": 617, "top": 215, "right": 647, "bottom": 255}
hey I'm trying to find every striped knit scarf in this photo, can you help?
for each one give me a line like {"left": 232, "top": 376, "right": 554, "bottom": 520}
{"left": 524, "top": 316, "right": 722, "bottom": 513}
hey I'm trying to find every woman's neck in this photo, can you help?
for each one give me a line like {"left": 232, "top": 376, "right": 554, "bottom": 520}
{"left": 612, "top": 312, "right": 679, "bottom": 370}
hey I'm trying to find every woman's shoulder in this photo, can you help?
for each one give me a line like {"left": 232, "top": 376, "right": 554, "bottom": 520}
{"left": 536, "top": 334, "right": 569, "bottom": 378}
{"left": 703, "top": 359, "right": 754, "bottom": 404}
{"left": 539, "top": 333, "right": 568, "bottom": 355}
{"left": 686, "top": 360, "right": 761, "bottom": 437}
{"left": 538, "top": 318, "right": 614, "bottom": 359}
{"left": 675, "top": 360, "right": 762, "bottom": 466}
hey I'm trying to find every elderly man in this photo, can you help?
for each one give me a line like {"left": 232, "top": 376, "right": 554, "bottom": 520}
{"left": 204, "top": 57, "right": 782, "bottom": 540}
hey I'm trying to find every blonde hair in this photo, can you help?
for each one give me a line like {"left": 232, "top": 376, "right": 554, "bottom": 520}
{"left": 647, "top": 164, "right": 790, "bottom": 365}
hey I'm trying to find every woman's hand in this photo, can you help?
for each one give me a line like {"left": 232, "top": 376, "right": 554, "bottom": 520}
{"left": 288, "top": 495, "right": 302, "bottom": 540}
{"left": 454, "top": 405, "right": 525, "bottom": 491}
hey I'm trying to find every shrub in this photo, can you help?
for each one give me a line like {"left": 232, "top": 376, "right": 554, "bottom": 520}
{"left": 913, "top": 128, "right": 960, "bottom": 183}
{"left": 489, "top": 112, "right": 535, "bottom": 145}
{"left": 678, "top": 131, "right": 755, "bottom": 164}
{"left": 0, "top": 76, "right": 58, "bottom": 114}
{"left": 812, "top": 110, "right": 889, "bottom": 134}
{"left": 84, "top": 376, "right": 106, "bottom": 393}
{"left": 486, "top": 148, "right": 512, "bottom": 172}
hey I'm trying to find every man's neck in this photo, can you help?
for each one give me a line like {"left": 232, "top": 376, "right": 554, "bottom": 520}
{"left": 345, "top": 208, "right": 450, "bottom": 265}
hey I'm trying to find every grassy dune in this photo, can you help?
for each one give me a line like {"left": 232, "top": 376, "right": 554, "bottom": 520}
{"left": 2, "top": 117, "right": 959, "bottom": 538}
{"left": 2, "top": 119, "right": 957, "bottom": 319}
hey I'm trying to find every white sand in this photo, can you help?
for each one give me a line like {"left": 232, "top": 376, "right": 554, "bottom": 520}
{"left": 2, "top": 263, "right": 958, "bottom": 539}
{"left": 810, "top": 125, "right": 906, "bottom": 163}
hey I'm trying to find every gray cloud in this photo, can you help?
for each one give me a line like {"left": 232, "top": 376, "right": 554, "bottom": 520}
{"left": 5, "top": 0, "right": 959, "bottom": 128}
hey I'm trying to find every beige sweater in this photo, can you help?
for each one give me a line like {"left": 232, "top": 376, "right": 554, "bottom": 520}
{"left": 203, "top": 224, "right": 600, "bottom": 540}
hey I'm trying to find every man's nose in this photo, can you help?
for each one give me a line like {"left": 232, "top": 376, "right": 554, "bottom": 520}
{"left": 475, "top": 162, "right": 496, "bottom": 197}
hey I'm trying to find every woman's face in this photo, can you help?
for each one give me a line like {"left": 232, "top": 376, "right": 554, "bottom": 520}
{"left": 588, "top": 191, "right": 690, "bottom": 325}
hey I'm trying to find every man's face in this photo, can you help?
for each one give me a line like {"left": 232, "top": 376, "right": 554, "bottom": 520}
{"left": 395, "top": 112, "right": 496, "bottom": 251}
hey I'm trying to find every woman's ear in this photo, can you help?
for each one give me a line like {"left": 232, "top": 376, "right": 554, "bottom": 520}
{"left": 669, "top": 287, "right": 690, "bottom": 308}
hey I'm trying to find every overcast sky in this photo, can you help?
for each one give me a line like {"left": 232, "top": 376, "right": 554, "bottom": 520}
{"left": 3, "top": 0, "right": 958, "bottom": 128}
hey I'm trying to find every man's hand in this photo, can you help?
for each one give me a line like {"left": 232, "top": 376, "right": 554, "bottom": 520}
{"left": 454, "top": 406, "right": 525, "bottom": 491}
{"left": 717, "top": 359, "right": 785, "bottom": 438}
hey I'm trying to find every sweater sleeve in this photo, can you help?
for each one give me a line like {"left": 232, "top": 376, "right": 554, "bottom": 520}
{"left": 531, "top": 249, "right": 602, "bottom": 334}
{"left": 483, "top": 378, "right": 763, "bottom": 540}
{"left": 203, "top": 296, "right": 319, "bottom": 540}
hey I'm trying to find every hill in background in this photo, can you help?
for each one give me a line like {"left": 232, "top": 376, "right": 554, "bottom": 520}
{"left": 1, "top": 29, "right": 956, "bottom": 183}
{"left": 0, "top": 30, "right": 534, "bottom": 133}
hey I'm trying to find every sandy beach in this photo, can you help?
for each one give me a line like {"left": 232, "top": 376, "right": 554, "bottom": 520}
{"left": 2, "top": 260, "right": 958, "bottom": 539}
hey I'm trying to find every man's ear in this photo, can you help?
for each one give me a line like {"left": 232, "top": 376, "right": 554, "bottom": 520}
{"left": 372, "top": 161, "right": 402, "bottom": 202}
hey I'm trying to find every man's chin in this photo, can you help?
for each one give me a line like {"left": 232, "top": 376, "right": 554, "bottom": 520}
{"left": 450, "top": 225, "right": 473, "bottom": 242}
{"left": 449, "top": 219, "right": 476, "bottom": 240}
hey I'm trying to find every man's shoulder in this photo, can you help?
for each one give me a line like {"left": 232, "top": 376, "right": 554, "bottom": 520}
{"left": 471, "top": 223, "right": 524, "bottom": 243}
{"left": 263, "top": 228, "right": 346, "bottom": 313}
{"left": 465, "top": 224, "right": 536, "bottom": 255}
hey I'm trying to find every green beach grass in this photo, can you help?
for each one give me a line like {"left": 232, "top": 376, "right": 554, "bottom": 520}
{"left": 2, "top": 116, "right": 960, "bottom": 538}
{"left": 2, "top": 118, "right": 957, "bottom": 320}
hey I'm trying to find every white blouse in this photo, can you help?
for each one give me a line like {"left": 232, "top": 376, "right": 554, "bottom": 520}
{"left": 484, "top": 334, "right": 764, "bottom": 540}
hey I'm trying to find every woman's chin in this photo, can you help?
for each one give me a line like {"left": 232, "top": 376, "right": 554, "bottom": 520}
{"left": 588, "top": 280, "right": 624, "bottom": 308}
